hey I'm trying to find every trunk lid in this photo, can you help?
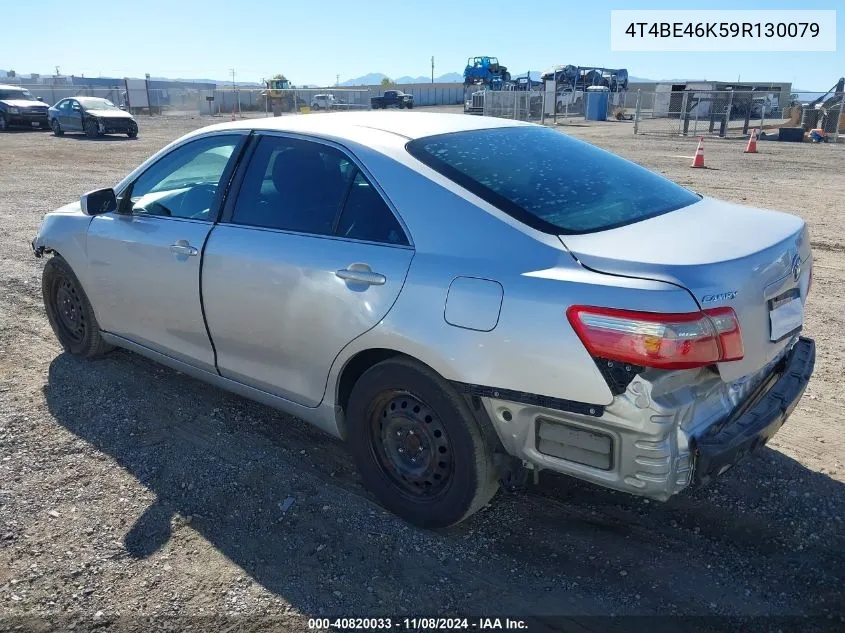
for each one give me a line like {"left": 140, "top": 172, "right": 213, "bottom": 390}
{"left": 561, "top": 198, "right": 811, "bottom": 381}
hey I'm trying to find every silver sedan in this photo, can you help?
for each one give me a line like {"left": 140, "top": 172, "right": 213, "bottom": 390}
{"left": 32, "top": 113, "right": 814, "bottom": 527}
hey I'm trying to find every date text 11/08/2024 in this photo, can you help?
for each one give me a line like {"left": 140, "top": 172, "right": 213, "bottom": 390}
{"left": 307, "top": 618, "right": 528, "bottom": 630}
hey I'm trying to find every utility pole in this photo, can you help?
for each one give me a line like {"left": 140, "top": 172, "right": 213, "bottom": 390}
{"left": 336, "top": 74, "right": 340, "bottom": 87}
{"left": 230, "top": 68, "right": 239, "bottom": 115}
{"left": 431, "top": 56, "right": 434, "bottom": 83}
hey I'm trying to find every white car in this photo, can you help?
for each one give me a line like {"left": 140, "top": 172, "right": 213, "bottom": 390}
{"left": 311, "top": 94, "right": 336, "bottom": 110}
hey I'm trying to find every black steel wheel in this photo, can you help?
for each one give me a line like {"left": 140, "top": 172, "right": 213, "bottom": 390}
{"left": 42, "top": 256, "right": 112, "bottom": 357}
{"left": 51, "top": 118, "right": 64, "bottom": 136}
{"left": 54, "top": 277, "right": 86, "bottom": 344}
{"left": 370, "top": 392, "right": 454, "bottom": 499}
{"left": 346, "top": 357, "right": 499, "bottom": 528}
{"left": 0, "top": 114, "right": 8, "bottom": 131}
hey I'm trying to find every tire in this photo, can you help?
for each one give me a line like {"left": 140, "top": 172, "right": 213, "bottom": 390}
{"left": 127, "top": 124, "right": 138, "bottom": 139}
{"left": 346, "top": 357, "right": 499, "bottom": 528}
{"left": 0, "top": 114, "right": 8, "bottom": 131}
{"left": 84, "top": 118, "right": 99, "bottom": 138}
{"left": 407, "top": 102, "right": 413, "bottom": 109}
{"left": 51, "top": 119, "right": 64, "bottom": 136}
{"left": 42, "top": 256, "right": 112, "bottom": 358}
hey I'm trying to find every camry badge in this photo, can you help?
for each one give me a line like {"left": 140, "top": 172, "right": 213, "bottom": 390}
{"left": 701, "top": 291, "right": 738, "bottom": 303}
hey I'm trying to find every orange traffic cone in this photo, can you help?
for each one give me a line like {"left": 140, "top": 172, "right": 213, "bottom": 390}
{"left": 691, "top": 137, "right": 705, "bottom": 168}
{"left": 745, "top": 128, "right": 758, "bottom": 153}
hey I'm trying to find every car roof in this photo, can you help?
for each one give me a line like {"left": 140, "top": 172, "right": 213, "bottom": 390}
{"left": 0, "top": 84, "right": 27, "bottom": 90}
{"left": 210, "top": 111, "right": 530, "bottom": 141}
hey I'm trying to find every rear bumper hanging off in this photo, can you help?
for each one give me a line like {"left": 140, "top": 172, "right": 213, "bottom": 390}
{"left": 693, "top": 336, "right": 815, "bottom": 485}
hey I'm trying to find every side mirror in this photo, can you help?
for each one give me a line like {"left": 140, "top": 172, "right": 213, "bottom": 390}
{"left": 80, "top": 188, "right": 117, "bottom": 216}
{"left": 72, "top": 104, "right": 81, "bottom": 111}
{"left": 37, "top": 96, "right": 44, "bottom": 102}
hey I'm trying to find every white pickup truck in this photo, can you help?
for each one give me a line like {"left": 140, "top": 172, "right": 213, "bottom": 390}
{"left": 555, "top": 89, "right": 584, "bottom": 113}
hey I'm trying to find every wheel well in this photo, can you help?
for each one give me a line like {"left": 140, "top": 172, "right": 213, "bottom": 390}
{"left": 336, "top": 348, "right": 404, "bottom": 414}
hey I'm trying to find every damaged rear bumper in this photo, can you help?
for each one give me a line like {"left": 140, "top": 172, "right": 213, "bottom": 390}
{"left": 481, "top": 337, "right": 814, "bottom": 500}
{"left": 693, "top": 336, "right": 815, "bottom": 485}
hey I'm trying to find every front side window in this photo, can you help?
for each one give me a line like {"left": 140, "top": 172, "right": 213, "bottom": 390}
{"left": 126, "top": 135, "right": 240, "bottom": 220}
{"left": 406, "top": 126, "right": 700, "bottom": 234}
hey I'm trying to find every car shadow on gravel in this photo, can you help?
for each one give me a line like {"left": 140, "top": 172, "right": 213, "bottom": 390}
{"left": 63, "top": 135, "right": 138, "bottom": 142}
{"left": 42, "top": 350, "right": 845, "bottom": 618}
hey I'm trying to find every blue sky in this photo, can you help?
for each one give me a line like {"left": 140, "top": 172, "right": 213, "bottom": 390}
{"left": 4, "top": 0, "right": 842, "bottom": 89}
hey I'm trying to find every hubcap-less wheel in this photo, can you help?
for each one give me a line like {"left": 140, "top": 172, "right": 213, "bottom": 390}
{"left": 370, "top": 392, "right": 454, "bottom": 498}
{"left": 54, "top": 278, "right": 86, "bottom": 343}
{"left": 0, "top": 115, "right": 7, "bottom": 131}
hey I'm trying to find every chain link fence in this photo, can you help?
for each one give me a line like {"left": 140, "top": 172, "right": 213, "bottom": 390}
{"left": 11, "top": 84, "right": 373, "bottom": 119}
{"left": 468, "top": 88, "right": 634, "bottom": 126}
{"left": 631, "top": 89, "right": 843, "bottom": 140}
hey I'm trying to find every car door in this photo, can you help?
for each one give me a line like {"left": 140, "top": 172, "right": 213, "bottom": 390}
{"left": 202, "top": 133, "right": 414, "bottom": 407}
{"left": 85, "top": 132, "right": 247, "bottom": 371}
{"left": 56, "top": 99, "right": 71, "bottom": 128}
{"left": 65, "top": 99, "right": 85, "bottom": 131}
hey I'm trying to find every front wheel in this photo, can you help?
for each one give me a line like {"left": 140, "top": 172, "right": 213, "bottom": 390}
{"left": 84, "top": 118, "right": 100, "bottom": 138}
{"left": 406, "top": 102, "right": 413, "bottom": 109}
{"left": 0, "top": 114, "right": 8, "bottom": 131}
{"left": 127, "top": 124, "right": 138, "bottom": 139}
{"left": 346, "top": 357, "right": 499, "bottom": 528}
{"left": 42, "top": 256, "right": 112, "bottom": 358}
{"left": 51, "top": 119, "right": 64, "bottom": 136}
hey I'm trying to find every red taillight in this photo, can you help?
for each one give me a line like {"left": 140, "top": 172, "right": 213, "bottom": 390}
{"left": 566, "top": 306, "right": 744, "bottom": 370}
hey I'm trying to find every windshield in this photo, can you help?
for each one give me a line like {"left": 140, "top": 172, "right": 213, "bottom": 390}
{"left": 78, "top": 98, "right": 119, "bottom": 110}
{"left": 406, "top": 126, "right": 700, "bottom": 234}
{"left": 0, "top": 88, "right": 37, "bottom": 101}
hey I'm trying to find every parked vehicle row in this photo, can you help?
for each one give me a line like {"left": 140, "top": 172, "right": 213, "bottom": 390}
{"left": 0, "top": 84, "right": 50, "bottom": 130}
{"left": 0, "top": 85, "right": 138, "bottom": 138}
{"left": 32, "top": 112, "right": 814, "bottom": 528}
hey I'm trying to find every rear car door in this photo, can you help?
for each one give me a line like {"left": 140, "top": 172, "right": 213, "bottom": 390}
{"left": 202, "top": 133, "right": 414, "bottom": 407}
{"left": 85, "top": 132, "right": 247, "bottom": 371}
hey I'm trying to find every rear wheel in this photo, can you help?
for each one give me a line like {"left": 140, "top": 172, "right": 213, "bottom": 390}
{"left": 346, "top": 357, "right": 499, "bottom": 528}
{"left": 51, "top": 118, "right": 64, "bottom": 136}
{"left": 42, "top": 256, "right": 112, "bottom": 358}
{"left": 0, "top": 114, "right": 8, "bottom": 131}
{"left": 127, "top": 123, "right": 138, "bottom": 139}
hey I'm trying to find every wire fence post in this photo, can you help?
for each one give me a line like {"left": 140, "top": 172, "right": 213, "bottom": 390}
{"left": 836, "top": 91, "right": 844, "bottom": 143}
{"left": 633, "top": 89, "right": 641, "bottom": 135}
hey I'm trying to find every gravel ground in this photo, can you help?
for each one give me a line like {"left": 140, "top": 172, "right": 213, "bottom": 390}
{"left": 1, "top": 111, "right": 844, "bottom": 632}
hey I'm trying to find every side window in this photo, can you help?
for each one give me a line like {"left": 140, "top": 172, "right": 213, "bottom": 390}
{"left": 231, "top": 136, "right": 350, "bottom": 235}
{"left": 127, "top": 135, "right": 240, "bottom": 220}
{"left": 335, "top": 170, "right": 408, "bottom": 245}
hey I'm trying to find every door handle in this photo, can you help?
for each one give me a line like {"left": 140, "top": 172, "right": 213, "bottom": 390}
{"left": 170, "top": 240, "right": 198, "bottom": 257}
{"left": 336, "top": 264, "right": 386, "bottom": 286}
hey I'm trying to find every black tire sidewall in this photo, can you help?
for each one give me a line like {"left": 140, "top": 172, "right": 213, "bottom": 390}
{"left": 42, "top": 257, "right": 103, "bottom": 357}
{"left": 347, "top": 359, "right": 495, "bottom": 528}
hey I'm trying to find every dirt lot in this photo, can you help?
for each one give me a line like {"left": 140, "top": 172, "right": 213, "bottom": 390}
{"left": 1, "top": 111, "right": 844, "bottom": 631}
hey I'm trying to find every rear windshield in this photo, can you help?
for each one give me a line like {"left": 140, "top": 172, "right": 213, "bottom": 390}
{"left": 406, "top": 126, "right": 700, "bottom": 234}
